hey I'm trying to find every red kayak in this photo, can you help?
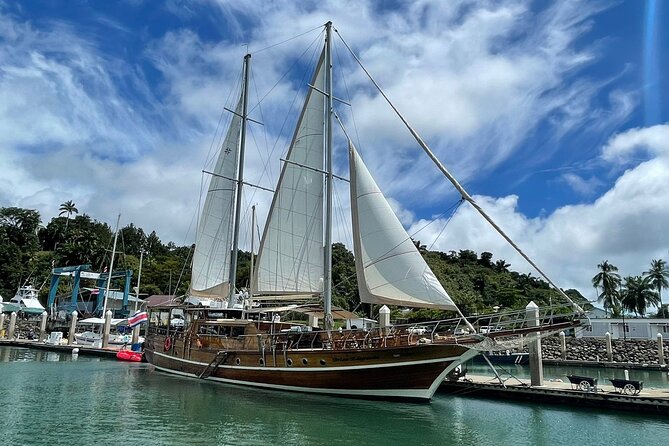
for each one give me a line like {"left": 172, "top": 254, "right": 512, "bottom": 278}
{"left": 116, "top": 350, "right": 143, "bottom": 362}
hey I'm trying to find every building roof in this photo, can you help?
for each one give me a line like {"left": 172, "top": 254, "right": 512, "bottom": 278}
{"left": 145, "top": 295, "right": 178, "bottom": 307}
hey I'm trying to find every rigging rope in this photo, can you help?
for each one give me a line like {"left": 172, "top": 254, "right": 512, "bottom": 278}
{"left": 334, "top": 27, "right": 583, "bottom": 314}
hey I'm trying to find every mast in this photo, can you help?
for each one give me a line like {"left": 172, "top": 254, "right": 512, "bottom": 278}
{"left": 102, "top": 213, "right": 120, "bottom": 317}
{"left": 229, "top": 53, "right": 251, "bottom": 303}
{"left": 323, "top": 22, "right": 334, "bottom": 329}
{"left": 134, "top": 249, "right": 143, "bottom": 312}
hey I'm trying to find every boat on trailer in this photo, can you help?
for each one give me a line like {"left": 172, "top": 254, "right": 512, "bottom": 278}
{"left": 145, "top": 22, "right": 585, "bottom": 402}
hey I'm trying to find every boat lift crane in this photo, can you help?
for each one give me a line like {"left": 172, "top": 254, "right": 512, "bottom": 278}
{"left": 47, "top": 264, "right": 133, "bottom": 317}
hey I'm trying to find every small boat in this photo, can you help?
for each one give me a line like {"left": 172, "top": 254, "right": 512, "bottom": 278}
{"left": 116, "top": 350, "right": 143, "bottom": 362}
{"left": 75, "top": 317, "right": 144, "bottom": 348}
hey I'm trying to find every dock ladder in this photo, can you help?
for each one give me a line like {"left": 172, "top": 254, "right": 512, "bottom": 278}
{"left": 198, "top": 351, "right": 233, "bottom": 379}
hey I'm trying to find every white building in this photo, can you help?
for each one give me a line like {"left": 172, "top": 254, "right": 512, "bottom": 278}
{"left": 577, "top": 318, "right": 669, "bottom": 340}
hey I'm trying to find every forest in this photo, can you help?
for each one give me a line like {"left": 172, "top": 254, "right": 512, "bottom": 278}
{"left": 0, "top": 203, "right": 610, "bottom": 322}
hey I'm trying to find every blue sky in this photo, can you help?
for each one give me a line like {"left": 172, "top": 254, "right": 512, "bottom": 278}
{"left": 0, "top": 0, "right": 667, "bottom": 304}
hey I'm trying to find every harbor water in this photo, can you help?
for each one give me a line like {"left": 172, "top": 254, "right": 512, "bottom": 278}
{"left": 1, "top": 346, "right": 668, "bottom": 445}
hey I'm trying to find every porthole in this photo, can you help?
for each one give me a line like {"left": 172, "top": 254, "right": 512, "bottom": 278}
{"left": 319, "top": 359, "right": 326, "bottom": 366}
{"left": 259, "top": 358, "right": 265, "bottom": 366}
{"left": 286, "top": 358, "right": 293, "bottom": 366}
{"left": 235, "top": 358, "right": 241, "bottom": 365}
{"left": 302, "top": 357, "right": 308, "bottom": 365}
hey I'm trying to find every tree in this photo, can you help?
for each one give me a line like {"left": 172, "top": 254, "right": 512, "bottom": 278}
{"left": 58, "top": 200, "right": 79, "bottom": 234}
{"left": 620, "top": 275, "right": 660, "bottom": 317}
{"left": 0, "top": 207, "right": 42, "bottom": 296}
{"left": 478, "top": 252, "right": 493, "bottom": 268}
{"left": 592, "top": 260, "right": 621, "bottom": 316}
{"left": 493, "top": 259, "right": 510, "bottom": 273}
{"left": 644, "top": 259, "right": 669, "bottom": 305}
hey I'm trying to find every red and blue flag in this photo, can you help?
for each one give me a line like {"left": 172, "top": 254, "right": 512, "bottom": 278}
{"left": 128, "top": 311, "right": 148, "bottom": 327}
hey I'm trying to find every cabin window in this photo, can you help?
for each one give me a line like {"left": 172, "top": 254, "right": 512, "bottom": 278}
{"left": 286, "top": 358, "right": 293, "bottom": 366}
{"left": 319, "top": 359, "right": 326, "bottom": 366}
{"left": 199, "top": 325, "right": 218, "bottom": 335}
{"left": 159, "top": 312, "right": 170, "bottom": 327}
{"left": 259, "top": 358, "right": 265, "bottom": 366}
{"left": 235, "top": 358, "right": 241, "bottom": 365}
{"left": 302, "top": 358, "right": 308, "bottom": 365}
{"left": 231, "top": 327, "right": 245, "bottom": 338}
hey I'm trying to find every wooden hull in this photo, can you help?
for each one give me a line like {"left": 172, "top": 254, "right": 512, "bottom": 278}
{"left": 145, "top": 340, "right": 478, "bottom": 401}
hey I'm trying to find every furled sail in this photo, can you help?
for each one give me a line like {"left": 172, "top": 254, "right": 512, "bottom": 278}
{"left": 254, "top": 51, "right": 326, "bottom": 294}
{"left": 190, "top": 97, "right": 243, "bottom": 298}
{"left": 349, "top": 143, "right": 457, "bottom": 310}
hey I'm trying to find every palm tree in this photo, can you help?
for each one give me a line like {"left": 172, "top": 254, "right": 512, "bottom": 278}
{"left": 620, "top": 275, "right": 660, "bottom": 317}
{"left": 592, "top": 260, "right": 621, "bottom": 316}
{"left": 494, "top": 259, "right": 510, "bottom": 273}
{"left": 58, "top": 200, "right": 79, "bottom": 234}
{"left": 644, "top": 259, "right": 669, "bottom": 305}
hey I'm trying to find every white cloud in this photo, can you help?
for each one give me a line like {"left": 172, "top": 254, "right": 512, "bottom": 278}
{"left": 407, "top": 125, "right": 669, "bottom": 305}
{"left": 560, "top": 173, "right": 603, "bottom": 196}
{"left": 601, "top": 123, "right": 669, "bottom": 162}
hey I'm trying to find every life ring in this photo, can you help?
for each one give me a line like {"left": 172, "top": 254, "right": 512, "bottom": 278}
{"left": 164, "top": 337, "right": 172, "bottom": 351}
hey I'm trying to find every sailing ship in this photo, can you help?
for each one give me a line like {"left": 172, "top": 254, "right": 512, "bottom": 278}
{"left": 144, "top": 22, "right": 583, "bottom": 401}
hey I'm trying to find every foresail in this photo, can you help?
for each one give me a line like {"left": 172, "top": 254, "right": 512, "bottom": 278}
{"left": 254, "top": 51, "right": 326, "bottom": 294}
{"left": 349, "top": 143, "right": 458, "bottom": 311}
{"left": 190, "top": 97, "right": 243, "bottom": 298}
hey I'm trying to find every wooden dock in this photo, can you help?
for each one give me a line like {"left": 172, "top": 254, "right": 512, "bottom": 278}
{"left": 440, "top": 374, "right": 669, "bottom": 414}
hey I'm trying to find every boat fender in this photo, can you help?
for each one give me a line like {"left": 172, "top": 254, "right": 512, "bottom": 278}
{"left": 164, "top": 336, "right": 172, "bottom": 351}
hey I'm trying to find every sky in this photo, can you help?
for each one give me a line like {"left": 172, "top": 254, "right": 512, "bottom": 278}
{"left": 0, "top": 0, "right": 667, "bottom": 305}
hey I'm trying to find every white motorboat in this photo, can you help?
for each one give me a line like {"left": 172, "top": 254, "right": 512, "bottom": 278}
{"left": 2, "top": 286, "right": 45, "bottom": 315}
{"left": 74, "top": 317, "right": 144, "bottom": 348}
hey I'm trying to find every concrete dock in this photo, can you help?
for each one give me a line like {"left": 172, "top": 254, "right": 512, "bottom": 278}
{"left": 440, "top": 373, "right": 669, "bottom": 414}
{"left": 0, "top": 339, "right": 119, "bottom": 358}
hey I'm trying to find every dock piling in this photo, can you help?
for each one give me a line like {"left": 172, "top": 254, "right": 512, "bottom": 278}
{"left": 102, "top": 310, "right": 112, "bottom": 348}
{"left": 658, "top": 333, "right": 665, "bottom": 366}
{"left": 68, "top": 311, "right": 78, "bottom": 345}
{"left": 39, "top": 311, "right": 48, "bottom": 342}
{"left": 606, "top": 332, "right": 613, "bottom": 362}
{"left": 8, "top": 312, "right": 17, "bottom": 340}
{"left": 526, "top": 301, "right": 543, "bottom": 386}
{"left": 0, "top": 313, "right": 5, "bottom": 339}
{"left": 559, "top": 331, "right": 566, "bottom": 360}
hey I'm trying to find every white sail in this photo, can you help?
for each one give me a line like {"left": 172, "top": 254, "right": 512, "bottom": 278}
{"left": 190, "top": 97, "right": 243, "bottom": 298}
{"left": 349, "top": 143, "right": 457, "bottom": 310}
{"left": 254, "top": 51, "right": 326, "bottom": 294}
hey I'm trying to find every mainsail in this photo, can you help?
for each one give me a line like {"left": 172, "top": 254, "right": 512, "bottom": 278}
{"left": 253, "top": 51, "right": 326, "bottom": 295}
{"left": 349, "top": 143, "right": 457, "bottom": 310}
{"left": 190, "top": 97, "right": 243, "bottom": 298}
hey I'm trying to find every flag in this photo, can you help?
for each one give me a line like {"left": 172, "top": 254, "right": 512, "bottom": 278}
{"left": 128, "top": 311, "right": 148, "bottom": 328}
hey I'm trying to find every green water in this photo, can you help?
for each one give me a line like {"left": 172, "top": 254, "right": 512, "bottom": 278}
{"left": 1, "top": 346, "right": 668, "bottom": 446}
